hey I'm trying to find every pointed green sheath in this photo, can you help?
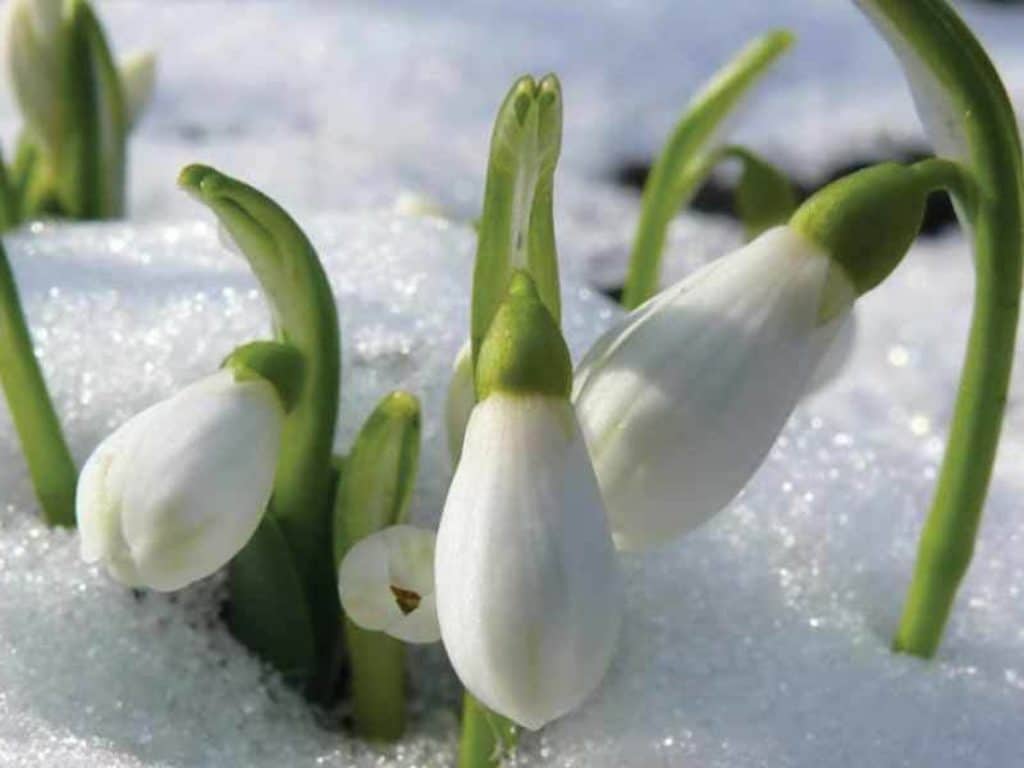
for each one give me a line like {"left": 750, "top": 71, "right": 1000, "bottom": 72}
{"left": 180, "top": 165, "right": 341, "bottom": 691}
{"left": 61, "top": 0, "right": 126, "bottom": 219}
{"left": 471, "top": 74, "right": 562, "bottom": 368}
{"left": 334, "top": 390, "right": 421, "bottom": 741}
{"left": 855, "top": 0, "right": 1023, "bottom": 658}
{"left": 622, "top": 30, "right": 793, "bottom": 309}
{"left": 0, "top": 240, "right": 77, "bottom": 526}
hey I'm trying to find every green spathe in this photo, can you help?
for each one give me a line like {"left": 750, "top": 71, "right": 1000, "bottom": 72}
{"left": 223, "top": 341, "right": 305, "bottom": 413}
{"left": 471, "top": 74, "right": 562, "bottom": 367}
{"left": 475, "top": 270, "right": 572, "bottom": 401}
{"left": 790, "top": 163, "right": 926, "bottom": 300}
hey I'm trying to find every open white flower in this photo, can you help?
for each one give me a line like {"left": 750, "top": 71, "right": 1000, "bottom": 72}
{"left": 574, "top": 225, "right": 855, "bottom": 552}
{"left": 436, "top": 272, "right": 622, "bottom": 730}
{"left": 76, "top": 369, "right": 284, "bottom": 591}
{"left": 338, "top": 524, "right": 439, "bottom": 644}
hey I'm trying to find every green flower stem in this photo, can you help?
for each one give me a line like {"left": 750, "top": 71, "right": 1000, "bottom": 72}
{"left": 857, "top": 0, "right": 1023, "bottom": 657}
{"left": 180, "top": 164, "right": 341, "bottom": 691}
{"left": 471, "top": 74, "right": 562, "bottom": 366}
{"left": 0, "top": 240, "right": 76, "bottom": 527}
{"left": 345, "top": 622, "right": 406, "bottom": 741}
{"left": 458, "top": 694, "right": 518, "bottom": 768}
{"left": 621, "top": 30, "right": 793, "bottom": 309}
{"left": 333, "top": 391, "right": 420, "bottom": 740}
{"left": 62, "top": 0, "right": 126, "bottom": 219}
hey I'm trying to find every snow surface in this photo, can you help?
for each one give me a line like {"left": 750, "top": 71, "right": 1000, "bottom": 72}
{"left": 1, "top": 0, "right": 1024, "bottom": 766}
{"left": 1, "top": 212, "right": 1023, "bottom": 767}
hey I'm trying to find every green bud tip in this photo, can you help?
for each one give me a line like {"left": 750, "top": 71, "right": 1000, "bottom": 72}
{"left": 790, "top": 162, "right": 927, "bottom": 301}
{"left": 475, "top": 270, "right": 572, "bottom": 401}
{"left": 223, "top": 341, "right": 305, "bottom": 412}
{"left": 370, "top": 390, "right": 421, "bottom": 431}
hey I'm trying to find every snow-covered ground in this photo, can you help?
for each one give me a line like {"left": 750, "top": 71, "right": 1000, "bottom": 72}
{"left": 1, "top": 1, "right": 1024, "bottom": 766}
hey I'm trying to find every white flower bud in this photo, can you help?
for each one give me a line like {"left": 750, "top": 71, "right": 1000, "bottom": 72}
{"left": 5, "top": 0, "right": 66, "bottom": 154}
{"left": 574, "top": 225, "right": 855, "bottom": 552}
{"left": 337, "top": 524, "right": 440, "bottom": 644}
{"left": 76, "top": 370, "right": 283, "bottom": 591}
{"left": 436, "top": 393, "right": 623, "bottom": 730}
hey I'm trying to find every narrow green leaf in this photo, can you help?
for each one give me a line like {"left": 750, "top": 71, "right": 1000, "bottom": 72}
{"left": 622, "top": 30, "right": 793, "bottom": 309}
{"left": 227, "top": 515, "right": 317, "bottom": 687}
{"left": 471, "top": 74, "right": 563, "bottom": 367}
{"left": 0, "top": 240, "right": 77, "bottom": 526}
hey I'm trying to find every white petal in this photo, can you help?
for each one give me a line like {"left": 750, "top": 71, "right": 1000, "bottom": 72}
{"left": 119, "top": 50, "right": 157, "bottom": 130}
{"left": 339, "top": 533, "right": 405, "bottom": 632}
{"left": 121, "top": 371, "right": 281, "bottom": 591}
{"left": 436, "top": 394, "right": 623, "bottom": 730}
{"left": 575, "top": 226, "right": 853, "bottom": 551}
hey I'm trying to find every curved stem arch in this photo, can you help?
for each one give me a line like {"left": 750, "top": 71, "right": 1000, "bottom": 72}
{"left": 855, "top": 0, "right": 1023, "bottom": 657}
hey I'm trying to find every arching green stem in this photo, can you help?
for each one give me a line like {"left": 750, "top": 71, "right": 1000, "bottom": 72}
{"left": 856, "top": 0, "right": 1023, "bottom": 657}
{"left": 622, "top": 30, "right": 793, "bottom": 309}
{"left": 0, "top": 240, "right": 77, "bottom": 526}
{"left": 180, "top": 164, "right": 341, "bottom": 691}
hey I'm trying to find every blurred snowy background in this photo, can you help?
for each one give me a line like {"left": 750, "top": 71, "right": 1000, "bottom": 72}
{"left": 2, "top": 1, "right": 1024, "bottom": 767}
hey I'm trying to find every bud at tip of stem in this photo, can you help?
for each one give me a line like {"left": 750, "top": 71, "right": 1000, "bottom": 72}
{"left": 475, "top": 270, "right": 572, "bottom": 402}
{"left": 790, "top": 163, "right": 928, "bottom": 310}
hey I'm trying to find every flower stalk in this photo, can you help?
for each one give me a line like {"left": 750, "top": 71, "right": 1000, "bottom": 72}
{"left": 0, "top": 239, "right": 76, "bottom": 527}
{"left": 180, "top": 165, "right": 341, "bottom": 692}
{"left": 855, "top": 0, "right": 1023, "bottom": 658}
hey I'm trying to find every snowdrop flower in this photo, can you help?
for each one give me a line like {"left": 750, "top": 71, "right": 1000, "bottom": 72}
{"left": 436, "top": 271, "right": 622, "bottom": 730}
{"left": 338, "top": 524, "right": 440, "bottom": 644}
{"left": 576, "top": 163, "right": 932, "bottom": 552}
{"left": 77, "top": 366, "right": 287, "bottom": 591}
{"left": 5, "top": 0, "right": 65, "bottom": 153}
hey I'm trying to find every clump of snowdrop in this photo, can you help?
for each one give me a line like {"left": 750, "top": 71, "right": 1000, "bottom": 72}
{"left": 436, "top": 271, "right": 623, "bottom": 731}
{"left": 3, "top": 0, "right": 156, "bottom": 223}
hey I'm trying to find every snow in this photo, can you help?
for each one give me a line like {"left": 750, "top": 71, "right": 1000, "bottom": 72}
{"left": 1, "top": 0, "right": 1024, "bottom": 766}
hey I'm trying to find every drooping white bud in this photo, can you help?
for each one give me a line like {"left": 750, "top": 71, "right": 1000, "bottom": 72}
{"left": 338, "top": 524, "right": 440, "bottom": 644}
{"left": 574, "top": 225, "right": 855, "bottom": 552}
{"left": 76, "top": 369, "right": 283, "bottom": 591}
{"left": 5, "top": 0, "right": 66, "bottom": 154}
{"left": 436, "top": 272, "right": 622, "bottom": 730}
